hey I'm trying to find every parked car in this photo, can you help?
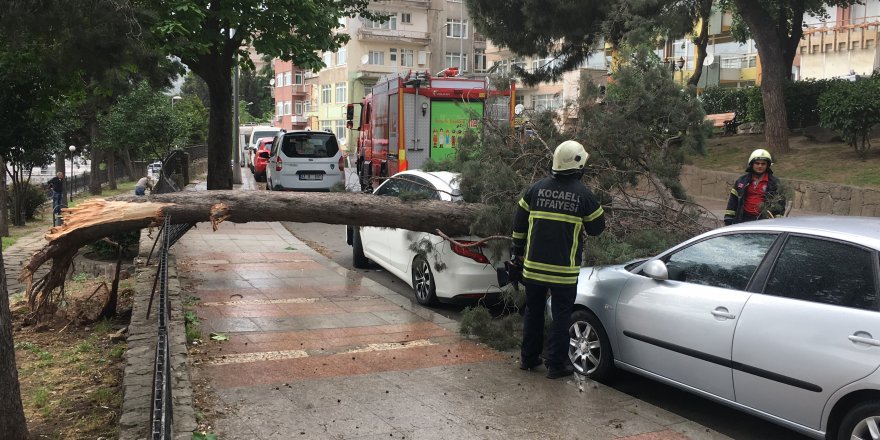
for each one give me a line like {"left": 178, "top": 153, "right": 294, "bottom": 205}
{"left": 246, "top": 126, "right": 282, "bottom": 169}
{"left": 565, "top": 216, "right": 880, "bottom": 440}
{"left": 149, "top": 161, "right": 162, "bottom": 175}
{"left": 252, "top": 138, "right": 273, "bottom": 182}
{"left": 346, "top": 170, "right": 501, "bottom": 306}
{"left": 264, "top": 130, "right": 343, "bottom": 192}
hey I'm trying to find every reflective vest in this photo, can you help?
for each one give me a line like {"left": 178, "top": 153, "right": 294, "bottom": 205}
{"left": 512, "top": 175, "right": 605, "bottom": 286}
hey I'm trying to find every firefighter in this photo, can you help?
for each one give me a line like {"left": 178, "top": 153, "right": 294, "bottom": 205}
{"left": 723, "top": 149, "right": 786, "bottom": 225}
{"left": 512, "top": 140, "right": 605, "bottom": 379}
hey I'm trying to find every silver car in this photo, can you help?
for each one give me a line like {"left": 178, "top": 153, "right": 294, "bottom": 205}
{"left": 567, "top": 216, "right": 880, "bottom": 440}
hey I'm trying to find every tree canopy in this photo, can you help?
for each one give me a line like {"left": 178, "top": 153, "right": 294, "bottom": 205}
{"left": 466, "top": 0, "right": 709, "bottom": 85}
{"left": 140, "top": 0, "right": 381, "bottom": 189}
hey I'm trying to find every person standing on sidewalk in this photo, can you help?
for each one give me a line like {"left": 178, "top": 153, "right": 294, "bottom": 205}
{"left": 511, "top": 140, "right": 605, "bottom": 379}
{"left": 47, "top": 171, "right": 64, "bottom": 211}
{"left": 723, "top": 149, "right": 786, "bottom": 225}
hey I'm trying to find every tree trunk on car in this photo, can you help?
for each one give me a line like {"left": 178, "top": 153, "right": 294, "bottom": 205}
{"left": 21, "top": 191, "right": 485, "bottom": 316}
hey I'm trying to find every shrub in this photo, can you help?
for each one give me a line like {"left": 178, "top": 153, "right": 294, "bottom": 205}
{"left": 740, "top": 79, "right": 839, "bottom": 126}
{"left": 9, "top": 182, "right": 49, "bottom": 220}
{"left": 86, "top": 231, "right": 141, "bottom": 259}
{"left": 699, "top": 86, "right": 750, "bottom": 116}
{"left": 818, "top": 76, "right": 880, "bottom": 159}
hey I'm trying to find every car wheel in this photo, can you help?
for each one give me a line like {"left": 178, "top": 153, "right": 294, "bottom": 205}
{"left": 351, "top": 228, "right": 370, "bottom": 269}
{"left": 837, "top": 400, "right": 880, "bottom": 440}
{"left": 411, "top": 256, "right": 438, "bottom": 306}
{"left": 568, "top": 309, "right": 614, "bottom": 381}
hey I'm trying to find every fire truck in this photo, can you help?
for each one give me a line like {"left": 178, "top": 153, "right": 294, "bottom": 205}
{"left": 345, "top": 68, "right": 513, "bottom": 188}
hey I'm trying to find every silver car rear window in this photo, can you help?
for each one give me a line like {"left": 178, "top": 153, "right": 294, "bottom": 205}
{"left": 280, "top": 133, "right": 339, "bottom": 158}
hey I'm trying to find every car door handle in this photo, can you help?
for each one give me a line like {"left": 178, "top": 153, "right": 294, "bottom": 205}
{"left": 711, "top": 308, "right": 736, "bottom": 320}
{"left": 848, "top": 335, "right": 880, "bottom": 347}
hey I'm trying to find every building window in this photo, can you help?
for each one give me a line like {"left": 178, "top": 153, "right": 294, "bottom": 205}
{"left": 276, "top": 103, "right": 283, "bottom": 117}
{"left": 368, "top": 51, "right": 384, "bottom": 65}
{"left": 321, "top": 84, "right": 332, "bottom": 104}
{"left": 275, "top": 73, "right": 283, "bottom": 87}
{"left": 321, "top": 120, "right": 332, "bottom": 133}
{"left": 337, "top": 47, "right": 347, "bottom": 65}
{"left": 303, "top": 101, "right": 312, "bottom": 113}
{"left": 445, "top": 52, "right": 468, "bottom": 71}
{"left": 363, "top": 14, "right": 397, "bottom": 30}
{"left": 335, "top": 82, "right": 347, "bottom": 103}
{"left": 493, "top": 60, "right": 509, "bottom": 75}
{"left": 334, "top": 120, "right": 347, "bottom": 144}
{"left": 445, "top": 19, "right": 468, "bottom": 38}
{"left": 390, "top": 48, "right": 397, "bottom": 64}
{"left": 283, "top": 101, "right": 292, "bottom": 115}
{"left": 284, "top": 71, "right": 292, "bottom": 85}
{"left": 295, "top": 101, "right": 303, "bottom": 115}
{"left": 401, "top": 49, "right": 414, "bottom": 67}
{"left": 401, "top": 13, "right": 411, "bottom": 24}
{"left": 322, "top": 52, "right": 332, "bottom": 67}
{"left": 474, "top": 49, "right": 486, "bottom": 72}
{"left": 533, "top": 94, "right": 561, "bottom": 111}
{"left": 512, "top": 57, "right": 526, "bottom": 71}
{"left": 295, "top": 71, "right": 303, "bottom": 85}
{"left": 363, "top": 85, "right": 373, "bottom": 97}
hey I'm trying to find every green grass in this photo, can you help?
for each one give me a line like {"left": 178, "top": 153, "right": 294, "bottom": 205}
{"left": 33, "top": 387, "right": 49, "bottom": 408}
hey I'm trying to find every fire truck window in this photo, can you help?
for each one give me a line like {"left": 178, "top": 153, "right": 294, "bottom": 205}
{"left": 280, "top": 133, "right": 339, "bottom": 158}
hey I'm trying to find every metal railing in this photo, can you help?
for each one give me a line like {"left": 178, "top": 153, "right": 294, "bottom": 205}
{"left": 147, "top": 213, "right": 195, "bottom": 439}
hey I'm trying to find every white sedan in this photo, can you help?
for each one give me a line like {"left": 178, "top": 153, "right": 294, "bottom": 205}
{"left": 346, "top": 170, "right": 502, "bottom": 306}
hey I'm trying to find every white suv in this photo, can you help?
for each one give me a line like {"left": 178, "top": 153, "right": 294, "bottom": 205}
{"left": 264, "top": 130, "right": 344, "bottom": 191}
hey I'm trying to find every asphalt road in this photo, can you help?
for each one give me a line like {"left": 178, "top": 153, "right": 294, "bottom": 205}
{"left": 281, "top": 220, "right": 812, "bottom": 440}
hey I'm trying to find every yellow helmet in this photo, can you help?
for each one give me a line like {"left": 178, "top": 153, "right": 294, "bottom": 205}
{"left": 748, "top": 148, "right": 773, "bottom": 168}
{"left": 552, "top": 140, "right": 589, "bottom": 173}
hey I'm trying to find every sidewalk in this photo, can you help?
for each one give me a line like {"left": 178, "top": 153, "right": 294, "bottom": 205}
{"left": 176, "top": 175, "right": 729, "bottom": 439}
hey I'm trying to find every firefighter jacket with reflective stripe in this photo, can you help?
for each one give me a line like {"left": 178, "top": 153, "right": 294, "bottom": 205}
{"left": 512, "top": 174, "right": 605, "bottom": 286}
{"left": 724, "top": 171, "right": 785, "bottom": 224}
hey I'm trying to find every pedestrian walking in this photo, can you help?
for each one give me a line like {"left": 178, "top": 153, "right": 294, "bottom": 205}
{"left": 135, "top": 175, "right": 153, "bottom": 196}
{"left": 723, "top": 149, "right": 786, "bottom": 225}
{"left": 47, "top": 172, "right": 64, "bottom": 225}
{"left": 511, "top": 140, "right": 605, "bottom": 379}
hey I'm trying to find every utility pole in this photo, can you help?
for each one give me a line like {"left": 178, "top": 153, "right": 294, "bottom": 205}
{"left": 231, "top": 30, "right": 242, "bottom": 185}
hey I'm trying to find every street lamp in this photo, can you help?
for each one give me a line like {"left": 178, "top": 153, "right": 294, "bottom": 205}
{"left": 171, "top": 95, "right": 182, "bottom": 109}
{"left": 68, "top": 145, "right": 76, "bottom": 203}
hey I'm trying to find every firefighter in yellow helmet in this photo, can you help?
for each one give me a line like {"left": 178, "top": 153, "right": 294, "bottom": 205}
{"left": 723, "top": 149, "right": 786, "bottom": 225}
{"left": 511, "top": 140, "right": 605, "bottom": 379}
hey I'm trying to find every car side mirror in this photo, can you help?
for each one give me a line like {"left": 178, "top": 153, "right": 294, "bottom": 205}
{"left": 642, "top": 260, "right": 669, "bottom": 281}
{"left": 258, "top": 151, "right": 270, "bottom": 159}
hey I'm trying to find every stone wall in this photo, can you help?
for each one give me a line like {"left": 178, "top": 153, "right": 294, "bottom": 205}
{"left": 119, "top": 231, "right": 196, "bottom": 440}
{"left": 680, "top": 165, "right": 880, "bottom": 217}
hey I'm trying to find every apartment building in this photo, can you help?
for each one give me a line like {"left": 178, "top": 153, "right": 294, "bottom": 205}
{"left": 799, "top": 1, "right": 880, "bottom": 79}
{"left": 271, "top": 60, "right": 310, "bottom": 131}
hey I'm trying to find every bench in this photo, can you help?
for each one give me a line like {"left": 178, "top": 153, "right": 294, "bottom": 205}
{"left": 705, "top": 112, "right": 735, "bottom": 129}
{"left": 705, "top": 112, "right": 744, "bottom": 135}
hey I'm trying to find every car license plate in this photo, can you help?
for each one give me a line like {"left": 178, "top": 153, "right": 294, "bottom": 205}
{"left": 299, "top": 173, "right": 323, "bottom": 181}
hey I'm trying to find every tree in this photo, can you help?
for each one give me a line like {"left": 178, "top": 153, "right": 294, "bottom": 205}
{"left": 239, "top": 69, "right": 274, "bottom": 121}
{"left": 721, "top": 0, "right": 856, "bottom": 153}
{"left": 142, "top": 0, "right": 381, "bottom": 189}
{"left": 467, "top": 0, "right": 711, "bottom": 86}
{"left": 0, "top": 240, "right": 27, "bottom": 439}
{"left": 98, "top": 82, "right": 191, "bottom": 164}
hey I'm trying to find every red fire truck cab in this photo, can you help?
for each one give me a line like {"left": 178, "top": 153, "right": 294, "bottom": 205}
{"left": 346, "top": 70, "right": 513, "bottom": 189}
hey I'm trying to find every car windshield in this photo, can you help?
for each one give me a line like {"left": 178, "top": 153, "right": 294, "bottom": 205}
{"left": 280, "top": 133, "right": 339, "bottom": 158}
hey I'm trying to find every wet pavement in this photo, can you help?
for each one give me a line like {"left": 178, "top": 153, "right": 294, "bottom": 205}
{"left": 175, "top": 176, "right": 732, "bottom": 439}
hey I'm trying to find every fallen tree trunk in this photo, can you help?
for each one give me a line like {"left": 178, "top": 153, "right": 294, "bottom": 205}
{"left": 21, "top": 191, "right": 485, "bottom": 318}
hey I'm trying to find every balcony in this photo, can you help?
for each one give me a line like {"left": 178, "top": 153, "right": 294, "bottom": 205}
{"left": 289, "top": 85, "right": 308, "bottom": 96}
{"left": 291, "top": 115, "right": 308, "bottom": 124}
{"left": 357, "top": 28, "right": 430, "bottom": 45}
